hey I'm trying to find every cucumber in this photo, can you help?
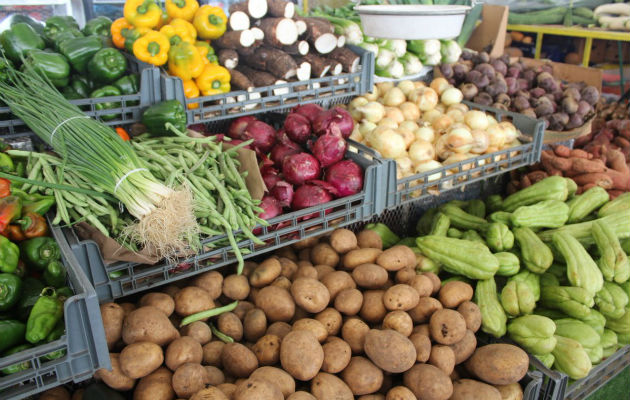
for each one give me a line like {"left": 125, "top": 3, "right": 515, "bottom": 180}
{"left": 508, "top": 8, "right": 567, "bottom": 25}
{"left": 573, "top": 7, "right": 595, "bottom": 19}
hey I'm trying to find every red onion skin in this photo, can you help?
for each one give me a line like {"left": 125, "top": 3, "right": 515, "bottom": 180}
{"left": 259, "top": 195, "right": 283, "bottom": 220}
{"left": 292, "top": 103, "right": 324, "bottom": 123}
{"left": 228, "top": 115, "right": 257, "bottom": 139}
{"left": 291, "top": 184, "right": 333, "bottom": 211}
{"left": 261, "top": 167, "right": 281, "bottom": 190}
{"left": 271, "top": 181, "right": 294, "bottom": 207}
{"left": 243, "top": 120, "right": 276, "bottom": 153}
{"left": 282, "top": 152, "right": 321, "bottom": 185}
{"left": 284, "top": 113, "right": 312, "bottom": 144}
{"left": 312, "top": 107, "right": 354, "bottom": 139}
{"left": 325, "top": 160, "right": 364, "bottom": 197}
{"left": 312, "top": 132, "right": 347, "bottom": 167}
{"left": 270, "top": 136, "right": 302, "bottom": 168}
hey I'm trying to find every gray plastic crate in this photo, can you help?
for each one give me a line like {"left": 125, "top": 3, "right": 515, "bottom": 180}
{"left": 63, "top": 141, "right": 385, "bottom": 302}
{"left": 354, "top": 102, "right": 545, "bottom": 210}
{"left": 0, "top": 56, "right": 160, "bottom": 136}
{"left": 564, "top": 345, "right": 630, "bottom": 400}
{"left": 149, "top": 45, "right": 374, "bottom": 124}
{"left": 0, "top": 220, "right": 110, "bottom": 400}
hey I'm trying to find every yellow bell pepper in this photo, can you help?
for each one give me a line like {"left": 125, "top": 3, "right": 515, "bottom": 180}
{"left": 124, "top": 0, "right": 163, "bottom": 29}
{"left": 160, "top": 24, "right": 194, "bottom": 45}
{"left": 170, "top": 18, "right": 197, "bottom": 41}
{"left": 196, "top": 63, "right": 231, "bottom": 96}
{"left": 182, "top": 79, "right": 200, "bottom": 109}
{"left": 133, "top": 30, "right": 170, "bottom": 66}
{"left": 111, "top": 17, "right": 131, "bottom": 49}
{"left": 156, "top": 12, "right": 170, "bottom": 29}
{"left": 193, "top": 5, "right": 227, "bottom": 40}
{"left": 195, "top": 40, "right": 218, "bottom": 65}
{"left": 165, "top": 0, "right": 199, "bottom": 21}
{"left": 168, "top": 42, "right": 204, "bottom": 80}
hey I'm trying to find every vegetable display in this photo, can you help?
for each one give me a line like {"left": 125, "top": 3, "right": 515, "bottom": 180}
{"left": 508, "top": 2, "right": 630, "bottom": 31}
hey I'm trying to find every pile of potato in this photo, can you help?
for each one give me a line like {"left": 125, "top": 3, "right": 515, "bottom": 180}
{"left": 92, "top": 228, "right": 531, "bottom": 400}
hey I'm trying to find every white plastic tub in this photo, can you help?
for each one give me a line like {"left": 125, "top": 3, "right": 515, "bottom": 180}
{"left": 355, "top": 5, "right": 470, "bottom": 40}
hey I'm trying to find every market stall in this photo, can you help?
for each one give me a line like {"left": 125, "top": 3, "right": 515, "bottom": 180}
{"left": 0, "top": 0, "right": 628, "bottom": 399}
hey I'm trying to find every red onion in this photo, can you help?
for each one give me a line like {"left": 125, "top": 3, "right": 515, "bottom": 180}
{"left": 270, "top": 136, "right": 302, "bottom": 168}
{"left": 325, "top": 160, "right": 363, "bottom": 197}
{"left": 228, "top": 115, "right": 257, "bottom": 139}
{"left": 188, "top": 123, "right": 206, "bottom": 133}
{"left": 282, "top": 152, "right": 321, "bottom": 185}
{"left": 292, "top": 184, "right": 333, "bottom": 211}
{"left": 284, "top": 112, "right": 312, "bottom": 144}
{"left": 261, "top": 167, "right": 281, "bottom": 190}
{"left": 312, "top": 131, "right": 347, "bottom": 167}
{"left": 243, "top": 120, "right": 276, "bottom": 153}
{"left": 311, "top": 179, "right": 339, "bottom": 197}
{"left": 312, "top": 107, "right": 354, "bottom": 139}
{"left": 259, "top": 195, "right": 283, "bottom": 220}
{"left": 292, "top": 103, "right": 324, "bottom": 123}
{"left": 271, "top": 181, "right": 294, "bottom": 207}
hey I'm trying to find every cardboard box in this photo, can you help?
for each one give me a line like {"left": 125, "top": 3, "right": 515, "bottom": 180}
{"left": 466, "top": 4, "right": 509, "bottom": 58}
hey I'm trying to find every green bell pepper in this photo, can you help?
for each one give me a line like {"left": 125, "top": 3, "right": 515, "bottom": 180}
{"left": 0, "top": 236, "right": 20, "bottom": 274}
{"left": 11, "top": 15, "right": 44, "bottom": 36}
{"left": 0, "top": 319, "right": 25, "bottom": 352}
{"left": 58, "top": 36, "right": 102, "bottom": 74}
{"left": 91, "top": 85, "right": 122, "bottom": 121}
{"left": 141, "top": 100, "right": 188, "bottom": 136}
{"left": 0, "top": 23, "right": 45, "bottom": 64}
{"left": 20, "top": 237, "right": 60, "bottom": 270}
{"left": 88, "top": 48, "right": 127, "bottom": 84}
{"left": 113, "top": 74, "right": 139, "bottom": 95}
{"left": 83, "top": 16, "right": 113, "bottom": 37}
{"left": 0, "top": 273, "right": 22, "bottom": 312}
{"left": 22, "top": 49, "right": 70, "bottom": 88}
{"left": 26, "top": 287, "right": 63, "bottom": 344}
{"left": 41, "top": 320, "right": 66, "bottom": 361}
{"left": 62, "top": 75, "right": 92, "bottom": 99}
{"left": 15, "top": 277, "right": 44, "bottom": 322}
{"left": 22, "top": 196, "right": 56, "bottom": 215}
{"left": 1, "top": 344, "right": 33, "bottom": 374}
{"left": 43, "top": 260, "right": 66, "bottom": 288}
{"left": 43, "top": 15, "right": 80, "bottom": 46}
{"left": 0, "top": 153, "right": 14, "bottom": 173}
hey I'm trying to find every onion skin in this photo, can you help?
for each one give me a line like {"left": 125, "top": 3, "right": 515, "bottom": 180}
{"left": 292, "top": 103, "right": 324, "bottom": 123}
{"left": 228, "top": 115, "right": 257, "bottom": 139}
{"left": 284, "top": 113, "right": 312, "bottom": 144}
{"left": 312, "top": 107, "right": 354, "bottom": 139}
{"left": 292, "top": 184, "right": 333, "bottom": 211}
{"left": 270, "top": 136, "right": 302, "bottom": 168}
{"left": 282, "top": 152, "right": 321, "bottom": 185}
{"left": 325, "top": 160, "right": 364, "bottom": 197}
{"left": 312, "top": 132, "right": 348, "bottom": 168}
{"left": 261, "top": 167, "right": 281, "bottom": 190}
{"left": 271, "top": 181, "right": 294, "bottom": 208}
{"left": 243, "top": 120, "right": 277, "bottom": 153}
{"left": 259, "top": 195, "right": 283, "bottom": 220}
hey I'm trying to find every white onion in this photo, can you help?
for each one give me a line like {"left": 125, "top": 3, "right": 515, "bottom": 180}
{"left": 399, "top": 120, "right": 419, "bottom": 132}
{"left": 445, "top": 126, "right": 473, "bottom": 153}
{"left": 464, "top": 110, "right": 489, "bottom": 131}
{"left": 441, "top": 87, "right": 464, "bottom": 106}
{"left": 422, "top": 109, "right": 442, "bottom": 124}
{"left": 378, "top": 117, "right": 399, "bottom": 129}
{"left": 446, "top": 109, "right": 465, "bottom": 123}
{"left": 376, "top": 81, "right": 394, "bottom": 94}
{"left": 435, "top": 134, "right": 454, "bottom": 160}
{"left": 409, "top": 140, "right": 436, "bottom": 164}
{"left": 448, "top": 103, "right": 469, "bottom": 114}
{"left": 364, "top": 85, "right": 379, "bottom": 101}
{"left": 430, "top": 77, "right": 451, "bottom": 95}
{"left": 487, "top": 115, "right": 498, "bottom": 126}
{"left": 397, "top": 80, "right": 416, "bottom": 97}
{"left": 415, "top": 88, "right": 439, "bottom": 111}
{"left": 470, "top": 129, "right": 490, "bottom": 154}
{"left": 432, "top": 114, "right": 454, "bottom": 133}
{"left": 435, "top": 103, "right": 446, "bottom": 114}
{"left": 414, "top": 81, "right": 426, "bottom": 89}
{"left": 373, "top": 129, "right": 407, "bottom": 158}
{"left": 359, "top": 120, "right": 377, "bottom": 136}
{"left": 384, "top": 87, "right": 406, "bottom": 107}
{"left": 443, "top": 153, "right": 475, "bottom": 170}
{"left": 413, "top": 160, "right": 444, "bottom": 182}
{"left": 499, "top": 121, "right": 518, "bottom": 143}
{"left": 358, "top": 101, "right": 385, "bottom": 123}
{"left": 487, "top": 124, "right": 507, "bottom": 148}
{"left": 385, "top": 107, "right": 405, "bottom": 123}
{"left": 399, "top": 102, "right": 420, "bottom": 121}
{"left": 396, "top": 156, "right": 413, "bottom": 175}
{"left": 396, "top": 128, "right": 415, "bottom": 149}
{"left": 349, "top": 96, "right": 368, "bottom": 121}
{"left": 414, "top": 125, "right": 435, "bottom": 143}
{"left": 349, "top": 126, "right": 363, "bottom": 142}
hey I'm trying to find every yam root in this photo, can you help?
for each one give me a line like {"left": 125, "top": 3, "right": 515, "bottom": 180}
{"left": 236, "top": 65, "right": 282, "bottom": 88}
{"left": 242, "top": 47, "right": 298, "bottom": 79}
{"left": 282, "top": 41, "right": 309, "bottom": 56}
{"left": 259, "top": 18, "right": 298, "bottom": 47}
{"left": 219, "top": 49, "right": 239, "bottom": 70}
{"left": 299, "top": 53, "right": 330, "bottom": 78}
{"left": 213, "top": 30, "right": 256, "bottom": 49}
{"left": 327, "top": 47, "right": 360, "bottom": 73}
{"left": 230, "top": 69, "right": 254, "bottom": 91}
{"left": 298, "top": 17, "right": 337, "bottom": 54}
{"left": 294, "top": 59, "right": 311, "bottom": 81}
{"left": 229, "top": 0, "right": 268, "bottom": 19}
{"left": 229, "top": 11, "right": 251, "bottom": 31}
{"left": 267, "top": 0, "right": 295, "bottom": 18}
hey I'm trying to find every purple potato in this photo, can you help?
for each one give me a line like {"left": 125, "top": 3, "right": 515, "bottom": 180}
{"left": 491, "top": 59, "right": 508, "bottom": 76}
{"left": 530, "top": 87, "right": 546, "bottom": 98}
{"left": 565, "top": 113, "right": 584, "bottom": 130}
{"left": 580, "top": 86, "right": 600, "bottom": 106}
{"left": 475, "top": 63, "right": 495, "bottom": 79}
{"left": 459, "top": 83, "right": 478, "bottom": 100}
{"left": 563, "top": 87, "right": 581, "bottom": 101}
{"left": 473, "top": 92, "right": 493, "bottom": 106}
{"left": 513, "top": 96, "right": 530, "bottom": 111}
{"left": 505, "top": 77, "right": 519, "bottom": 95}
{"left": 495, "top": 93, "right": 511, "bottom": 107}
{"left": 562, "top": 97, "right": 579, "bottom": 114}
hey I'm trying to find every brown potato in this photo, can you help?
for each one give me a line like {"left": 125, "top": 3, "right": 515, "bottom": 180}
{"left": 449, "top": 330, "right": 477, "bottom": 364}
{"left": 352, "top": 263, "right": 388, "bottom": 289}
{"left": 250, "top": 258, "right": 283, "bottom": 288}
{"left": 287, "top": 391, "right": 317, "bottom": 400}
{"left": 271, "top": 276, "right": 292, "bottom": 290}
{"left": 429, "top": 345, "right": 456, "bottom": 375}
{"left": 243, "top": 308, "right": 267, "bottom": 342}
{"left": 342, "top": 318, "right": 370, "bottom": 354}
{"left": 193, "top": 271, "right": 223, "bottom": 300}
{"left": 330, "top": 229, "right": 358, "bottom": 254}
{"left": 95, "top": 353, "right": 135, "bottom": 391}
{"left": 119, "top": 342, "right": 163, "bottom": 379}
{"left": 356, "top": 230, "right": 383, "bottom": 249}
{"left": 334, "top": 288, "right": 363, "bottom": 316}
{"left": 439, "top": 281, "right": 474, "bottom": 308}
{"left": 202, "top": 341, "right": 224, "bottom": 367}
{"left": 217, "top": 312, "right": 243, "bottom": 342}
{"left": 294, "top": 265, "right": 318, "bottom": 280}
{"left": 382, "top": 311, "right": 413, "bottom": 337}
{"left": 223, "top": 274, "right": 250, "bottom": 301}
{"left": 293, "top": 236, "right": 318, "bottom": 250}
{"left": 363, "top": 329, "right": 416, "bottom": 373}
{"left": 266, "top": 321, "right": 292, "bottom": 339}
{"left": 290, "top": 278, "right": 330, "bottom": 313}
{"left": 190, "top": 387, "right": 229, "bottom": 400}
{"left": 495, "top": 383, "right": 524, "bottom": 400}
{"left": 119, "top": 302, "right": 136, "bottom": 317}
{"left": 403, "top": 364, "right": 453, "bottom": 400}
{"left": 395, "top": 267, "right": 416, "bottom": 284}
{"left": 383, "top": 284, "right": 420, "bottom": 311}
{"left": 320, "top": 271, "right": 356, "bottom": 301}
{"left": 311, "top": 372, "right": 354, "bottom": 400}
{"left": 360, "top": 290, "right": 387, "bottom": 323}
{"left": 343, "top": 248, "right": 382, "bottom": 269}
{"left": 297, "top": 260, "right": 313, "bottom": 268}
{"left": 216, "top": 383, "right": 237, "bottom": 399}
{"left": 165, "top": 336, "right": 203, "bottom": 371}
{"left": 386, "top": 386, "right": 416, "bottom": 400}
{"left": 450, "top": 379, "right": 502, "bottom": 400}
{"left": 38, "top": 387, "right": 70, "bottom": 400}
{"left": 253, "top": 334, "right": 281, "bottom": 365}
{"left": 162, "top": 285, "right": 181, "bottom": 298}
{"left": 314, "top": 264, "right": 335, "bottom": 280}
{"left": 408, "top": 297, "right": 443, "bottom": 324}
{"left": 457, "top": 301, "right": 482, "bottom": 333}
{"left": 310, "top": 243, "right": 339, "bottom": 267}
{"left": 409, "top": 333, "right": 431, "bottom": 362}
{"left": 172, "top": 363, "right": 207, "bottom": 399}
{"left": 278, "top": 257, "right": 298, "bottom": 280}
{"left": 280, "top": 330, "right": 324, "bottom": 381}
{"left": 256, "top": 286, "right": 295, "bottom": 322}
{"left": 465, "top": 344, "right": 529, "bottom": 385}
{"left": 180, "top": 321, "right": 212, "bottom": 345}
{"left": 341, "top": 356, "right": 384, "bottom": 395}
{"left": 376, "top": 246, "right": 416, "bottom": 271}
{"left": 409, "top": 274, "right": 433, "bottom": 298}
{"left": 232, "top": 301, "right": 254, "bottom": 320}
{"left": 422, "top": 272, "right": 441, "bottom": 295}
{"left": 276, "top": 247, "right": 298, "bottom": 262}
{"left": 412, "top": 324, "right": 431, "bottom": 337}
{"left": 222, "top": 342, "right": 259, "bottom": 378}
{"left": 322, "top": 337, "right": 351, "bottom": 373}
{"left": 133, "top": 367, "right": 174, "bottom": 400}
{"left": 100, "top": 302, "right": 125, "bottom": 349}
{"left": 315, "top": 308, "right": 343, "bottom": 336}
{"left": 430, "top": 309, "right": 467, "bottom": 345}
{"left": 174, "top": 287, "right": 215, "bottom": 317}
{"left": 242, "top": 261, "right": 258, "bottom": 277}
{"left": 292, "top": 318, "right": 327, "bottom": 342}
{"left": 204, "top": 365, "right": 225, "bottom": 385}
{"left": 250, "top": 366, "right": 296, "bottom": 398}
{"left": 298, "top": 248, "right": 311, "bottom": 262}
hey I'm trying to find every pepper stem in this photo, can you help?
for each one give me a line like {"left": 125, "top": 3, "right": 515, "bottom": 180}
{"left": 208, "top": 14, "right": 222, "bottom": 26}
{"left": 147, "top": 42, "right": 160, "bottom": 56}
{"left": 212, "top": 79, "right": 221, "bottom": 89}
{"left": 170, "top": 35, "right": 182, "bottom": 46}
{"left": 173, "top": 0, "right": 186, "bottom": 8}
